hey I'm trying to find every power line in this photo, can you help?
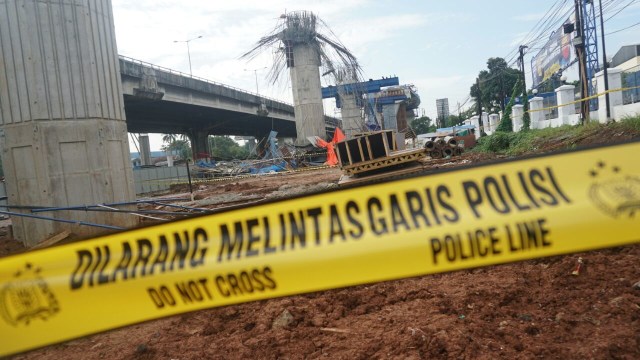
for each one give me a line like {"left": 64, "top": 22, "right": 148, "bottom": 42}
{"left": 606, "top": 19, "right": 640, "bottom": 34}
{"left": 605, "top": 0, "right": 639, "bottom": 21}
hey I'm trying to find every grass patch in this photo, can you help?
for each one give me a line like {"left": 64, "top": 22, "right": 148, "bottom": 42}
{"left": 472, "top": 114, "right": 640, "bottom": 155}
{"left": 619, "top": 115, "right": 640, "bottom": 132}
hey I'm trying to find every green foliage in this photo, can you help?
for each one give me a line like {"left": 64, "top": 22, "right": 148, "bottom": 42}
{"left": 522, "top": 108, "right": 531, "bottom": 131}
{"left": 161, "top": 133, "right": 192, "bottom": 160}
{"left": 476, "top": 132, "right": 514, "bottom": 152}
{"left": 445, "top": 113, "right": 471, "bottom": 127}
{"left": 620, "top": 115, "right": 640, "bottom": 132}
{"left": 470, "top": 57, "right": 521, "bottom": 112}
{"left": 474, "top": 114, "right": 640, "bottom": 156}
{"left": 209, "top": 136, "right": 249, "bottom": 160}
{"left": 166, "top": 139, "right": 191, "bottom": 160}
{"left": 410, "top": 116, "right": 436, "bottom": 134}
{"left": 495, "top": 78, "right": 522, "bottom": 132}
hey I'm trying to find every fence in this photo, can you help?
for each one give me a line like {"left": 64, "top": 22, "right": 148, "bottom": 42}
{"left": 133, "top": 166, "right": 189, "bottom": 195}
{"left": 542, "top": 94, "right": 558, "bottom": 120}
{"left": 622, "top": 64, "right": 640, "bottom": 105}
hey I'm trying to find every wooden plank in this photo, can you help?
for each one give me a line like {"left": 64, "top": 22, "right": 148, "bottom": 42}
{"left": 340, "top": 148, "right": 428, "bottom": 176}
{"left": 357, "top": 138, "right": 365, "bottom": 162}
{"left": 365, "top": 136, "right": 373, "bottom": 160}
{"left": 381, "top": 131, "right": 391, "bottom": 157}
{"left": 338, "top": 163, "right": 426, "bottom": 186}
{"left": 31, "top": 230, "right": 71, "bottom": 249}
{"left": 345, "top": 140, "right": 354, "bottom": 165}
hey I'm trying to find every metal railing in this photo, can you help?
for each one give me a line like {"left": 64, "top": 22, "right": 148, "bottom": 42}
{"left": 543, "top": 94, "right": 558, "bottom": 120}
{"left": 622, "top": 64, "right": 640, "bottom": 105}
{"left": 118, "top": 55, "right": 293, "bottom": 107}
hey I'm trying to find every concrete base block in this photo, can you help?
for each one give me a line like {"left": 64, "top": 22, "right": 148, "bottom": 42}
{"left": 2, "top": 119, "right": 137, "bottom": 246}
{"left": 566, "top": 114, "right": 581, "bottom": 126}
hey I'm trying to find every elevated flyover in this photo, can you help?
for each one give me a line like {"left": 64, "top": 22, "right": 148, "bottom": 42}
{"left": 119, "top": 56, "right": 340, "bottom": 155}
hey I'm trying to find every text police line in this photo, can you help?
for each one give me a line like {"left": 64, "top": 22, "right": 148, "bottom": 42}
{"left": 70, "top": 166, "right": 569, "bottom": 290}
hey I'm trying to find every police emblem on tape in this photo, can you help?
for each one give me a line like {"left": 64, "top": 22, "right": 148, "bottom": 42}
{"left": 0, "top": 263, "right": 60, "bottom": 326}
{"left": 588, "top": 161, "right": 640, "bottom": 218}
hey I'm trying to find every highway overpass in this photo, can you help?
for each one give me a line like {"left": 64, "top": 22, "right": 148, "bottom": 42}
{"left": 119, "top": 56, "right": 340, "bottom": 155}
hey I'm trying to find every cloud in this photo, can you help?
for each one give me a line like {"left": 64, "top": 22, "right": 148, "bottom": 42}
{"left": 410, "top": 74, "right": 476, "bottom": 118}
{"left": 513, "top": 12, "right": 545, "bottom": 22}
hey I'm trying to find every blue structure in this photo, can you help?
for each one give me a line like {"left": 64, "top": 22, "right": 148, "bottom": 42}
{"left": 321, "top": 77, "right": 399, "bottom": 107}
{"left": 582, "top": 0, "right": 599, "bottom": 110}
{"left": 322, "top": 77, "right": 400, "bottom": 131}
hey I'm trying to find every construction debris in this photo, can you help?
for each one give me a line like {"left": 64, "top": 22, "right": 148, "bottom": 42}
{"left": 423, "top": 136, "right": 466, "bottom": 159}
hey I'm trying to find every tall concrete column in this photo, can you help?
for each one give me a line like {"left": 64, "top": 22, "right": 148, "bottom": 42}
{"left": 189, "top": 129, "right": 210, "bottom": 161}
{"left": 139, "top": 134, "right": 152, "bottom": 165}
{"left": 555, "top": 84, "right": 576, "bottom": 123}
{"left": 512, "top": 105, "right": 524, "bottom": 132}
{"left": 470, "top": 115, "right": 481, "bottom": 139}
{"left": 339, "top": 93, "right": 363, "bottom": 138}
{"left": 382, "top": 104, "right": 402, "bottom": 131}
{"left": 290, "top": 44, "right": 325, "bottom": 145}
{"left": 528, "top": 97, "right": 544, "bottom": 129}
{"left": 481, "top": 112, "right": 490, "bottom": 133}
{"left": 488, "top": 113, "right": 499, "bottom": 132}
{"left": 595, "top": 68, "right": 623, "bottom": 123}
{"left": 0, "top": 0, "right": 137, "bottom": 245}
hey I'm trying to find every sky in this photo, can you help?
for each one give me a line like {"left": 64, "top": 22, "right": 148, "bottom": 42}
{"left": 111, "top": 0, "right": 640, "bottom": 151}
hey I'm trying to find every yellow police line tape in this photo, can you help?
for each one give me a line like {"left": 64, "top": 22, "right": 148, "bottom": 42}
{"left": 1, "top": 141, "right": 640, "bottom": 356}
{"left": 527, "top": 85, "right": 640, "bottom": 113}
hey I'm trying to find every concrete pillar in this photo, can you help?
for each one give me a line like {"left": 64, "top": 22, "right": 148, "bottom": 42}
{"left": 595, "top": 68, "right": 623, "bottom": 123}
{"left": 290, "top": 44, "right": 325, "bottom": 145}
{"left": 189, "top": 129, "right": 210, "bottom": 161}
{"left": 529, "top": 96, "right": 544, "bottom": 129}
{"left": 555, "top": 84, "right": 576, "bottom": 123}
{"left": 481, "top": 112, "right": 490, "bottom": 134}
{"left": 139, "top": 134, "right": 152, "bottom": 165}
{"left": 0, "top": 0, "right": 137, "bottom": 245}
{"left": 489, "top": 114, "right": 499, "bottom": 132}
{"left": 470, "top": 115, "right": 481, "bottom": 139}
{"left": 339, "top": 93, "right": 363, "bottom": 138}
{"left": 382, "top": 103, "right": 401, "bottom": 131}
{"left": 512, "top": 105, "right": 524, "bottom": 132}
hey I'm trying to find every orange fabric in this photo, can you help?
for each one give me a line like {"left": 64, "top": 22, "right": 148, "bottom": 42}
{"left": 317, "top": 128, "right": 345, "bottom": 166}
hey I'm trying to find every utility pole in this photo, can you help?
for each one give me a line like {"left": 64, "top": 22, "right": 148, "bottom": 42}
{"left": 598, "top": 0, "right": 611, "bottom": 121}
{"left": 499, "top": 72, "right": 505, "bottom": 111}
{"left": 518, "top": 45, "right": 529, "bottom": 129}
{"left": 518, "top": 45, "right": 528, "bottom": 100}
{"left": 476, "top": 77, "right": 482, "bottom": 130}
{"left": 574, "top": 0, "right": 589, "bottom": 123}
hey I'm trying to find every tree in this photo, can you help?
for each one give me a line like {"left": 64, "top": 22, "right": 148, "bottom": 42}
{"left": 161, "top": 139, "right": 191, "bottom": 160}
{"left": 470, "top": 57, "right": 521, "bottom": 113}
{"left": 410, "top": 116, "right": 436, "bottom": 135}
{"left": 209, "top": 136, "right": 250, "bottom": 160}
{"left": 161, "top": 133, "right": 178, "bottom": 156}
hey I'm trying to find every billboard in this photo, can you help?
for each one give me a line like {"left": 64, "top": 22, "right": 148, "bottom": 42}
{"left": 531, "top": 19, "right": 575, "bottom": 87}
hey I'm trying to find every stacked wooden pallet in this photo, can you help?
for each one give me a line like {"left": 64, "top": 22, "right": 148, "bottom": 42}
{"left": 335, "top": 130, "right": 427, "bottom": 176}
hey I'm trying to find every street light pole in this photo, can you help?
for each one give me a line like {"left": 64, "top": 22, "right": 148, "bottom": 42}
{"left": 244, "top": 67, "right": 267, "bottom": 95}
{"left": 174, "top": 35, "right": 202, "bottom": 76}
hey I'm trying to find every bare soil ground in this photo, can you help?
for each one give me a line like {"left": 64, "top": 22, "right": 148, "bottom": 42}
{"left": 3, "top": 123, "right": 640, "bottom": 359}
